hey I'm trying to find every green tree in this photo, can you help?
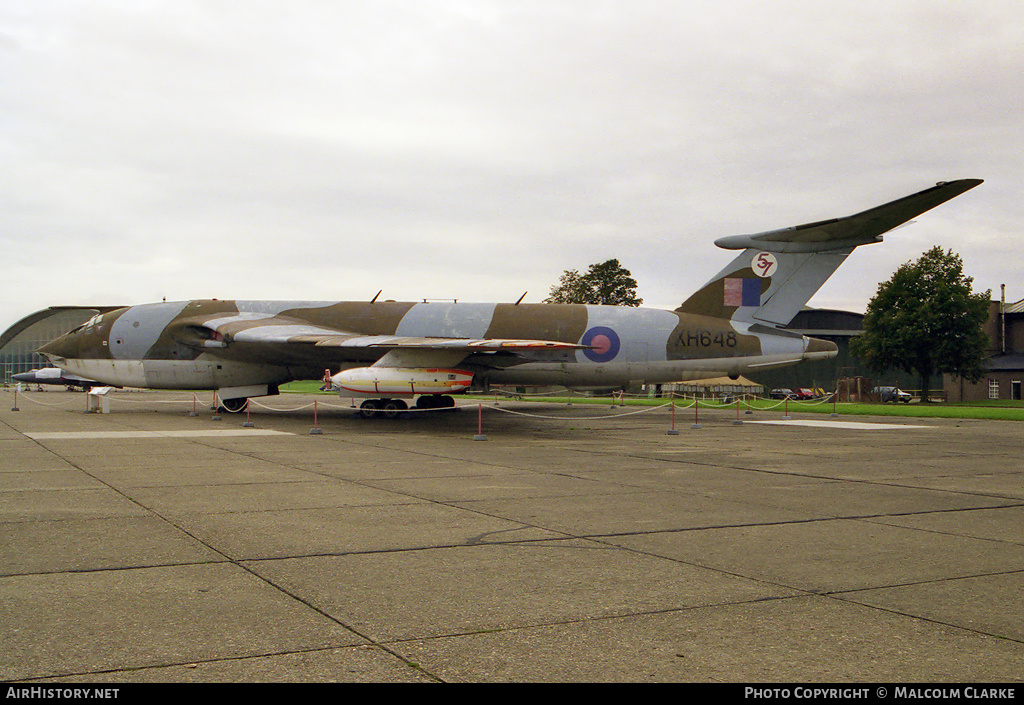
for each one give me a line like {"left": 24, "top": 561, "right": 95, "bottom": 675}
{"left": 544, "top": 269, "right": 590, "bottom": 305}
{"left": 544, "top": 259, "right": 643, "bottom": 306}
{"left": 850, "top": 246, "right": 991, "bottom": 401}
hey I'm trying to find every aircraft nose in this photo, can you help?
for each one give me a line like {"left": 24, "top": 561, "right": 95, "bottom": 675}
{"left": 38, "top": 333, "right": 77, "bottom": 361}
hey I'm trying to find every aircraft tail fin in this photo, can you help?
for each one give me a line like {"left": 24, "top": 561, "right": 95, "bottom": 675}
{"left": 675, "top": 179, "right": 983, "bottom": 326}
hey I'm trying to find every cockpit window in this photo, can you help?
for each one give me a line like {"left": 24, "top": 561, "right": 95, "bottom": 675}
{"left": 66, "top": 313, "right": 103, "bottom": 336}
{"left": 84, "top": 314, "right": 102, "bottom": 331}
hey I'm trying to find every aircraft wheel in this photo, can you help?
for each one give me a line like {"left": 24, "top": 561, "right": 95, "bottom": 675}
{"left": 360, "top": 400, "right": 381, "bottom": 419}
{"left": 381, "top": 399, "right": 407, "bottom": 419}
{"left": 414, "top": 395, "right": 456, "bottom": 410}
{"left": 220, "top": 397, "right": 248, "bottom": 413}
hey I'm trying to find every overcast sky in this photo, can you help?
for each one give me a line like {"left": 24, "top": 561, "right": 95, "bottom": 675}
{"left": 2, "top": 0, "right": 1021, "bottom": 329}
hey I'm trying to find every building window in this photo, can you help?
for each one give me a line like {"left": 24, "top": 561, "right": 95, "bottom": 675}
{"left": 989, "top": 379, "right": 1000, "bottom": 400}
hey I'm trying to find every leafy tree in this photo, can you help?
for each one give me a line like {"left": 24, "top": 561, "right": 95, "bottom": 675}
{"left": 544, "top": 269, "right": 591, "bottom": 305}
{"left": 850, "top": 246, "right": 991, "bottom": 401}
{"left": 544, "top": 259, "right": 643, "bottom": 306}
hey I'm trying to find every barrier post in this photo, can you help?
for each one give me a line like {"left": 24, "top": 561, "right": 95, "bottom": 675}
{"left": 691, "top": 397, "right": 701, "bottom": 430}
{"left": 11, "top": 387, "right": 18, "bottom": 412}
{"left": 212, "top": 392, "right": 222, "bottom": 421}
{"left": 243, "top": 399, "right": 254, "bottom": 427}
{"left": 473, "top": 403, "right": 487, "bottom": 441}
{"left": 667, "top": 400, "right": 679, "bottom": 435}
{"left": 310, "top": 399, "right": 323, "bottom": 434}
{"left": 783, "top": 397, "right": 791, "bottom": 421}
{"left": 190, "top": 393, "right": 198, "bottom": 417}
{"left": 733, "top": 398, "right": 743, "bottom": 425}
{"left": 831, "top": 392, "right": 839, "bottom": 417}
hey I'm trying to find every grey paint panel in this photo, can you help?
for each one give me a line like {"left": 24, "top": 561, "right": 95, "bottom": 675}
{"left": 235, "top": 301, "right": 337, "bottom": 315}
{"left": 109, "top": 302, "right": 190, "bottom": 360}
{"left": 576, "top": 306, "right": 678, "bottom": 364}
{"left": 396, "top": 303, "right": 498, "bottom": 339}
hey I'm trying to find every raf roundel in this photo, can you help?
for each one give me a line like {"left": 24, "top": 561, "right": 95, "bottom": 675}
{"left": 581, "top": 326, "right": 621, "bottom": 363}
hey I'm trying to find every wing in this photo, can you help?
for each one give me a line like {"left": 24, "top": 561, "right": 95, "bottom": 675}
{"left": 167, "top": 312, "right": 584, "bottom": 368}
{"left": 288, "top": 334, "right": 582, "bottom": 351}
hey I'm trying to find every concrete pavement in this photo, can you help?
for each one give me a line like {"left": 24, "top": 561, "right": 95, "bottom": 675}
{"left": 1, "top": 389, "right": 1022, "bottom": 682}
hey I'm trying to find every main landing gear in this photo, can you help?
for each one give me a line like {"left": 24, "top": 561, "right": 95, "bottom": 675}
{"left": 219, "top": 397, "right": 249, "bottom": 413}
{"left": 358, "top": 395, "right": 456, "bottom": 419}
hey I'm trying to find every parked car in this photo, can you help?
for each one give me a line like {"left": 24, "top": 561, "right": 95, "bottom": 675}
{"left": 793, "top": 388, "right": 817, "bottom": 400}
{"left": 873, "top": 386, "right": 912, "bottom": 403}
{"left": 769, "top": 388, "right": 795, "bottom": 399}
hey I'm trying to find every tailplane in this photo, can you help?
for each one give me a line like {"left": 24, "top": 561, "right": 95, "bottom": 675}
{"left": 676, "top": 179, "right": 983, "bottom": 325}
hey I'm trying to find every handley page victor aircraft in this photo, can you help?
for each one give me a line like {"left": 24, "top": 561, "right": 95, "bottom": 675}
{"left": 40, "top": 179, "right": 982, "bottom": 416}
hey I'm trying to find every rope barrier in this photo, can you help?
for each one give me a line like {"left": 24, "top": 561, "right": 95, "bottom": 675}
{"left": 4, "top": 387, "right": 847, "bottom": 442}
{"left": 88, "top": 393, "right": 216, "bottom": 406}
{"left": 484, "top": 401, "right": 673, "bottom": 420}
{"left": 3, "top": 387, "right": 839, "bottom": 413}
{"left": 246, "top": 398, "right": 317, "bottom": 412}
{"left": 3, "top": 392, "right": 80, "bottom": 408}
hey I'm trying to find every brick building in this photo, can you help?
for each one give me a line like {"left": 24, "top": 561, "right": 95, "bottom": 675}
{"left": 944, "top": 292, "right": 1024, "bottom": 402}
